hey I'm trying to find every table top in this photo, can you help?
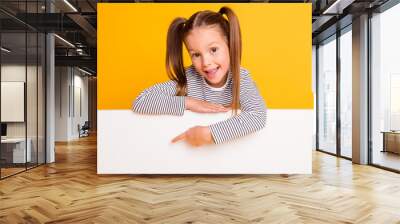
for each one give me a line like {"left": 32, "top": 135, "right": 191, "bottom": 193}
{"left": 381, "top": 131, "right": 400, "bottom": 134}
{"left": 1, "top": 138, "right": 27, "bottom": 143}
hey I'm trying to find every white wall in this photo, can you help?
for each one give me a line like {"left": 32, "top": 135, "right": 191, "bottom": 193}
{"left": 72, "top": 73, "right": 89, "bottom": 138}
{"left": 55, "top": 67, "right": 89, "bottom": 141}
{"left": 1, "top": 65, "right": 38, "bottom": 137}
{"left": 1, "top": 82, "right": 25, "bottom": 122}
{"left": 1, "top": 64, "right": 46, "bottom": 164}
{"left": 55, "top": 67, "right": 70, "bottom": 141}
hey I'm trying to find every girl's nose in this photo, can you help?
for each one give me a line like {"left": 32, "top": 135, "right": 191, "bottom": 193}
{"left": 202, "top": 55, "right": 212, "bottom": 67}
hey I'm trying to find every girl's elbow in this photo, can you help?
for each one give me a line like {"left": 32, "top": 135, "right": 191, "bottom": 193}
{"left": 260, "top": 115, "right": 266, "bottom": 129}
{"left": 131, "top": 99, "right": 142, "bottom": 113}
{"left": 258, "top": 109, "right": 267, "bottom": 129}
{"left": 131, "top": 101, "right": 138, "bottom": 113}
{"left": 132, "top": 92, "right": 148, "bottom": 113}
{"left": 247, "top": 110, "right": 266, "bottom": 130}
{"left": 132, "top": 91, "right": 152, "bottom": 113}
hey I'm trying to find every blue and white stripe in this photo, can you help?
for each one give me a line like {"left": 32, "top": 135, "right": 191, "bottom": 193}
{"left": 133, "top": 65, "right": 267, "bottom": 144}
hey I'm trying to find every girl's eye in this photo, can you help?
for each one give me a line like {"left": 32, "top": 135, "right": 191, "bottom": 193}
{"left": 211, "top": 47, "right": 218, "bottom": 53}
{"left": 192, "top": 53, "right": 200, "bottom": 58}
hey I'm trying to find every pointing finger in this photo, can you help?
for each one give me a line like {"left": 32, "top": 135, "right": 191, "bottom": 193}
{"left": 171, "top": 132, "right": 186, "bottom": 143}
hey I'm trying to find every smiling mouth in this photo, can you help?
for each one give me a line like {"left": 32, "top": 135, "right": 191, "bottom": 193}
{"left": 204, "top": 66, "right": 219, "bottom": 78}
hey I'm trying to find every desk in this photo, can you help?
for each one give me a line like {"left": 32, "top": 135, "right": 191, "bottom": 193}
{"left": 382, "top": 131, "right": 400, "bottom": 154}
{"left": 1, "top": 138, "right": 31, "bottom": 163}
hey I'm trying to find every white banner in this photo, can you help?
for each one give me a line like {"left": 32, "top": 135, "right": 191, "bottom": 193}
{"left": 98, "top": 109, "right": 312, "bottom": 174}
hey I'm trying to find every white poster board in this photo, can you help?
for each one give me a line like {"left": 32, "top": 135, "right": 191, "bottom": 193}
{"left": 1, "top": 82, "right": 25, "bottom": 122}
{"left": 98, "top": 109, "right": 313, "bottom": 174}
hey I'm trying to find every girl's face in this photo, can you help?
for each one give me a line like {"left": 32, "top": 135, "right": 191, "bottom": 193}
{"left": 184, "top": 25, "right": 230, "bottom": 88}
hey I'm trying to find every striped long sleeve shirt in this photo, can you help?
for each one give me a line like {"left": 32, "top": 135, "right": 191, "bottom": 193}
{"left": 132, "top": 65, "right": 267, "bottom": 144}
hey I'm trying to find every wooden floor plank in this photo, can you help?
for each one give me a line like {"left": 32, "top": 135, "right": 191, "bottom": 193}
{"left": 1, "top": 134, "right": 400, "bottom": 223}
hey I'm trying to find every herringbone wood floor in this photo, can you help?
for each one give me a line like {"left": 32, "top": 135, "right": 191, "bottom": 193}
{"left": 1, "top": 134, "right": 400, "bottom": 223}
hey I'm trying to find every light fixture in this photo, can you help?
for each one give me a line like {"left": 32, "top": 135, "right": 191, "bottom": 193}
{"left": 54, "top": 34, "right": 75, "bottom": 48}
{"left": 78, "top": 67, "right": 93, "bottom": 76}
{"left": 63, "top": 0, "right": 78, "bottom": 12}
{"left": 322, "top": 0, "right": 355, "bottom": 15}
{"left": 1, "top": 47, "right": 11, "bottom": 53}
{"left": 76, "top": 48, "right": 85, "bottom": 55}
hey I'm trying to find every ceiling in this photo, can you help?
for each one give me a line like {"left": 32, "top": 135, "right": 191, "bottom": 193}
{"left": 1, "top": 0, "right": 97, "bottom": 74}
{"left": 0, "top": 0, "right": 394, "bottom": 75}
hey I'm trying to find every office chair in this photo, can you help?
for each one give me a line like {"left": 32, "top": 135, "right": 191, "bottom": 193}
{"left": 79, "top": 121, "right": 90, "bottom": 138}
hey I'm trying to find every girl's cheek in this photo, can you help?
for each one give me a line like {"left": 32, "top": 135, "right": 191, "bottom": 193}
{"left": 191, "top": 59, "right": 198, "bottom": 66}
{"left": 193, "top": 61, "right": 201, "bottom": 68}
{"left": 192, "top": 57, "right": 200, "bottom": 64}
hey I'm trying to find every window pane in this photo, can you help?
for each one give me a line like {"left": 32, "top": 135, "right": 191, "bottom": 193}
{"left": 371, "top": 3, "right": 400, "bottom": 171}
{"left": 340, "top": 29, "right": 352, "bottom": 158}
{"left": 1, "top": 30, "right": 27, "bottom": 177}
{"left": 27, "top": 31, "right": 38, "bottom": 169}
{"left": 318, "top": 37, "right": 337, "bottom": 154}
{"left": 38, "top": 32, "right": 46, "bottom": 165}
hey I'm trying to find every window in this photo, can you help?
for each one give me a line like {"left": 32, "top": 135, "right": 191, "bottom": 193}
{"left": 317, "top": 36, "right": 337, "bottom": 154}
{"left": 339, "top": 28, "right": 352, "bottom": 158}
{"left": 371, "top": 2, "right": 400, "bottom": 171}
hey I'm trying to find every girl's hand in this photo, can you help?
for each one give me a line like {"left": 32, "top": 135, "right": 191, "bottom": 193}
{"left": 185, "top": 97, "right": 230, "bottom": 113}
{"left": 171, "top": 126, "right": 214, "bottom": 147}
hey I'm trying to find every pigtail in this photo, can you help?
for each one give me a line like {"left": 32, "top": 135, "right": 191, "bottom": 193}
{"left": 219, "top": 7, "right": 242, "bottom": 115}
{"left": 166, "top": 17, "right": 187, "bottom": 96}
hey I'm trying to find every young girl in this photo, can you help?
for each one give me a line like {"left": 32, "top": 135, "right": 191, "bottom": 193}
{"left": 132, "top": 6, "right": 266, "bottom": 147}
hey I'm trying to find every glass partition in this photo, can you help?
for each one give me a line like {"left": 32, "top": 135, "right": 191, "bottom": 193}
{"left": 317, "top": 35, "right": 337, "bottom": 155}
{"left": 27, "top": 31, "right": 38, "bottom": 169}
{"left": 0, "top": 1, "right": 46, "bottom": 179}
{"left": 1, "top": 30, "right": 28, "bottom": 177}
{"left": 339, "top": 27, "right": 352, "bottom": 158}
{"left": 38, "top": 32, "right": 45, "bottom": 165}
{"left": 371, "top": 3, "right": 400, "bottom": 171}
